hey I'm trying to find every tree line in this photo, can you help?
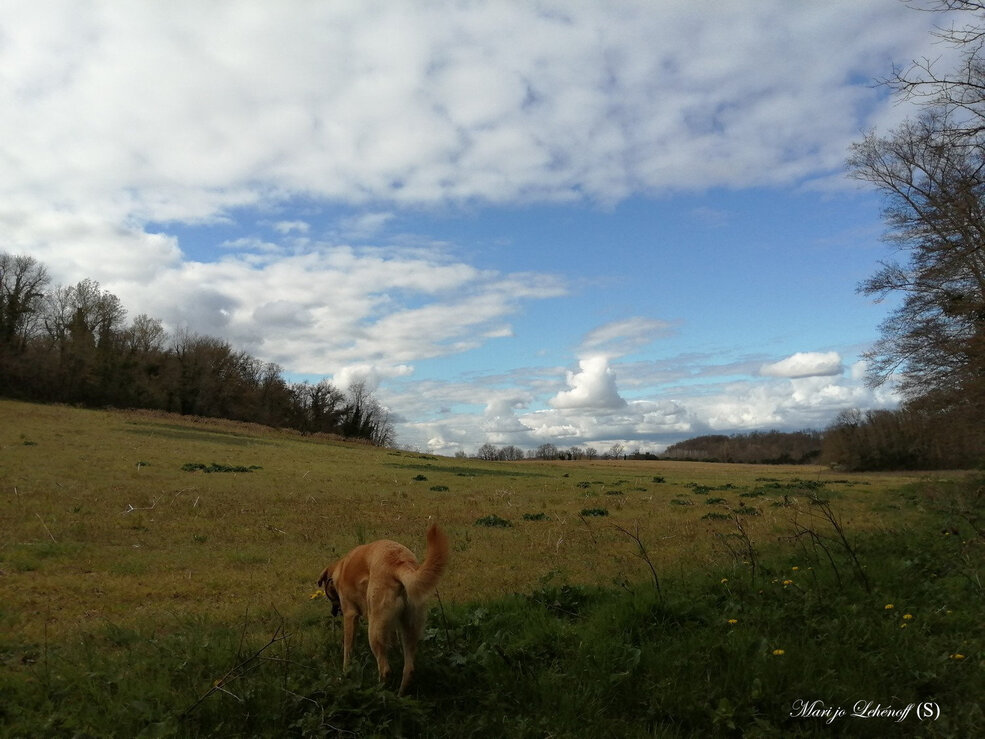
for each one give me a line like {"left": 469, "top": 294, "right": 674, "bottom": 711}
{"left": 467, "top": 414, "right": 983, "bottom": 471}
{"left": 662, "top": 430, "right": 823, "bottom": 465}
{"left": 0, "top": 252, "right": 394, "bottom": 445}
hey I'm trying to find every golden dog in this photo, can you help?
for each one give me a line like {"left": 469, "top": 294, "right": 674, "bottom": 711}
{"left": 317, "top": 523, "right": 449, "bottom": 695}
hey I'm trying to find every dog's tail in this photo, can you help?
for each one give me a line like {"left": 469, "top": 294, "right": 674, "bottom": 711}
{"left": 401, "top": 523, "right": 449, "bottom": 604}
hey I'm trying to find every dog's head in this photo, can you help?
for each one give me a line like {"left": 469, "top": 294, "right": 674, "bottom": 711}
{"left": 317, "top": 567, "right": 342, "bottom": 616}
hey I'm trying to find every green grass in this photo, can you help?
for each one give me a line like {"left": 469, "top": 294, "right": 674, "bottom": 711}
{"left": 1, "top": 399, "right": 983, "bottom": 736}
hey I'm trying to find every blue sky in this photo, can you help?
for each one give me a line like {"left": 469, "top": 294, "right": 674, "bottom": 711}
{"left": 1, "top": 1, "right": 947, "bottom": 453}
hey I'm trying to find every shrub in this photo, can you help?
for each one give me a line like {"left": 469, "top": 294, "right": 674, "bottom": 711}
{"left": 475, "top": 514, "right": 512, "bottom": 528}
{"left": 181, "top": 462, "right": 261, "bottom": 473}
{"left": 580, "top": 508, "right": 608, "bottom": 517}
{"left": 702, "top": 512, "right": 730, "bottom": 520}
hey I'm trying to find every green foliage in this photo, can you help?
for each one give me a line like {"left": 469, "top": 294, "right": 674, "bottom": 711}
{"left": 474, "top": 514, "right": 512, "bottom": 528}
{"left": 522, "top": 512, "right": 547, "bottom": 521}
{"left": 181, "top": 461, "right": 262, "bottom": 473}
{"left": 579, "top": 507, "right": 609, "bottom": 517}
{"left": 702, "top": 512, "right": 730, "bottom": 521}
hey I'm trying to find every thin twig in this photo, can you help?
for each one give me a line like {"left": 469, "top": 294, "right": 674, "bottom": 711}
{"left": 612, "top": 522, "right": 662, "bottom": 599}
{"left": 434, "top": 588, "right": 454, "bottom": 650}
{"left": 578, "top": 515, "right": 598, "bottom": 545}
{"left": 122, "top": 497, "right": 159, "bottom": 515}
{"left": 36, "top": 514, "right": 56, "bottom": 543}
{"left": 181, "top": 622, "right": 292, "bottom": 720}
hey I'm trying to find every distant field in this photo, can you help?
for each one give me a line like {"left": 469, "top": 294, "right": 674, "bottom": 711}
{"left": 0, "top": 399, "right": 928, "bottom": 643}
{"left": 2, "top": 399, "right": 982, "bottom": 736}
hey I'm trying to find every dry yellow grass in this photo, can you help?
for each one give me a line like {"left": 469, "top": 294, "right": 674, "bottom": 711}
{"left": 0, "top": 399, "right": 936, "bottom": 648}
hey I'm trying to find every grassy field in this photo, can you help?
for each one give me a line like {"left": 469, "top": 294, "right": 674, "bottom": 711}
{"left": 1, "top": 399, "right": 983, "bottom": 736}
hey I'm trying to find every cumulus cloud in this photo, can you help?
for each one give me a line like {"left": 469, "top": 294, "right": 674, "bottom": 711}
{"left": 760, "top": 351, "right": 844, "bottom": 379}
{"left": 550, "top": 356, "right": 627, "bottom": 410}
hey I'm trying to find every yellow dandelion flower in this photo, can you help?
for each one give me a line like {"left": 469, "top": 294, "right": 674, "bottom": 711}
{"left": 950, "top": 653, "right": 965, "bottom": 660}
{"left": 884, "top": 604, "right": 894, "bottom": 610}
{"left": 791, "top": 566, "right": 799, "bottom": 571}
{"left": 727, "top": 619, "right": 738, "bottom": 625}
{"left": 900, "top": 623, "right": 908, "bottom": 629}
{"left": 310, "top": 590, "right": 325, "bottom": 600}
{"left": 772, "top": 649, "right": 785, "bottom": 656}
{"left": 783, "top": 579, "right": 794, "bottom": 586}
{"left": 903, "top": 613, "right": 913, "bottom": 621}
{"left": 721, "top": 578, "right": 728, "bottom": 584}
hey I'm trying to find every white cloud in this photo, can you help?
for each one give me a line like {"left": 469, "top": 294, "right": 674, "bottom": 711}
{"left": 550, "top": 356, "right": 627, "bottom": 411}
{"left": 333, "top": 364, "right": 414, "bottom": 394}
{"left": 0, "top": 1, "right": 937, "bottom": 236}
{"left": 394, "top": 351, "right": 900, "bottom": 454}
{"left": 580, "top": 317, "right": 674, "bottom": 357}
{"left": 273, "top": 221, "right": 310, "bottom": 235}
{"left": 760, "top": 351, "right": 844, "bottom": 379}
{"left": 338, "top": 212, "right": 395, "bottom": 240}
{"left": 93, "top": 244, "right": 566, "bottom": 375}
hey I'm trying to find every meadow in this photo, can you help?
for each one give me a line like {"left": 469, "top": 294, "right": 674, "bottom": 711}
{"left": 1, "top": 399, "right": 982, "bottom": 737}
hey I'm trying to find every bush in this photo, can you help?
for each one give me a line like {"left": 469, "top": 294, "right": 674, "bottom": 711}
{"left": 474, "top": 514, "right": 512, "bottom": 528}
{"left": 181, "top": 462, "right": 261, "bottom": 473}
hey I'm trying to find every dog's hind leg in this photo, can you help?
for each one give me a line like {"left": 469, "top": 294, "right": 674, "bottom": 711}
{"left": 397, "top": 605, "right": 426, "bottom": 695}
{"left": 367, "top": 617, "right": 392, "bottom": 685}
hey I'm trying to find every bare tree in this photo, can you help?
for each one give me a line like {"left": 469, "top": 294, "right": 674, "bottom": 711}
{"left": 849, "top": 1, "right": 985, "bottom": 420}
{"left": 498, "top": 445, "right": 525, "bottom": 461}
{"left": 0, "top": 253, "right": 50, "bottom": 349}
{"left": 476, "top": 443, "right": 499, "bottom": 460}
